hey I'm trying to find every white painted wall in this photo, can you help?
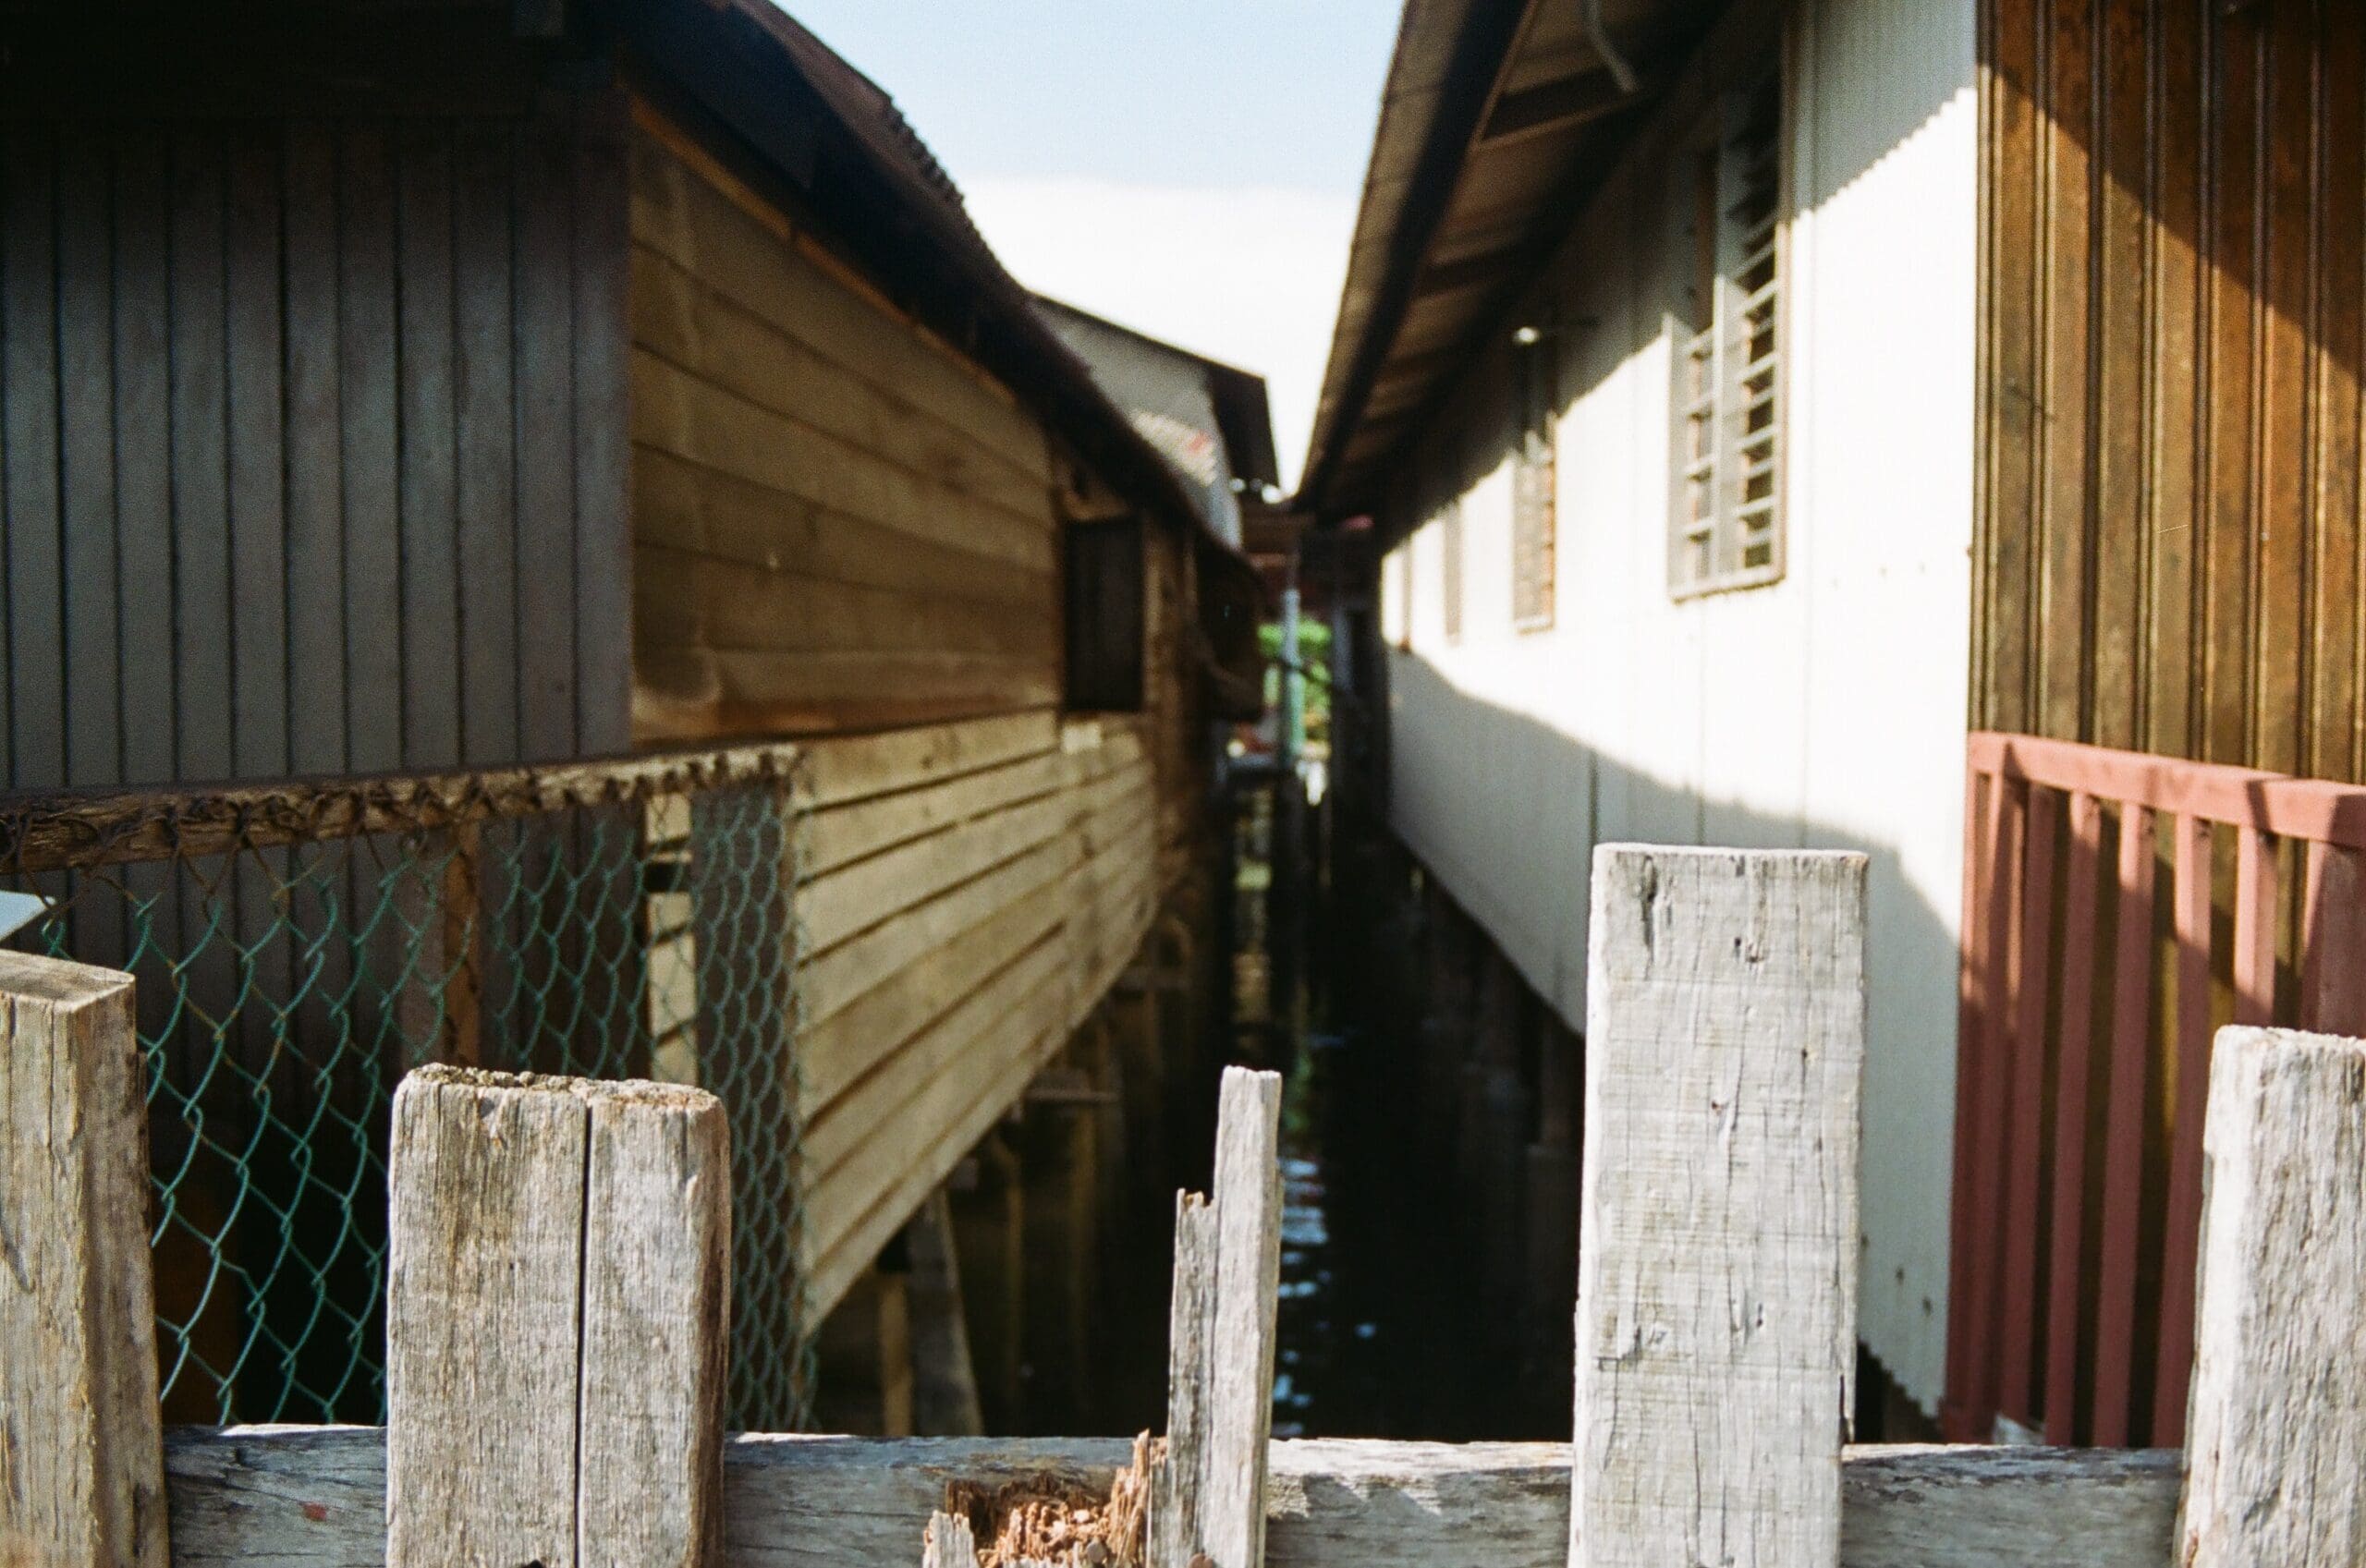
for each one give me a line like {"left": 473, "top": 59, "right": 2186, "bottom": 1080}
{"left": 1378, "top": 0, "right": 1977, "bottom": 1409}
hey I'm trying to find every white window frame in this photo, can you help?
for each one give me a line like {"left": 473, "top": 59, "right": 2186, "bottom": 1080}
{"left": 1667, "top": 66, "right": 1787, "bottom": 600}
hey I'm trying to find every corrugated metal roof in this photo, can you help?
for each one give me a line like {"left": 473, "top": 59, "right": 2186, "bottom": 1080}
{"left": 610, "top": 0, "right": 1259, "bottom": 578}
{"left": 1299, "top": 0, "right": 1723, "bottom": 516}
{"left": 1034, "top": 297, "right": 1279, "bottom": 547}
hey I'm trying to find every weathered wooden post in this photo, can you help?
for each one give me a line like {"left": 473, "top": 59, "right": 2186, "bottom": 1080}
{"left": 905, "top": 1189, "right": 986, "bottom": 1438}
{"left": 1155, "top": 1065, "right": 1285, "bottom": 1568}
{"left": 949, "top": 1132, "right": 1027, "bottom": 1429}
{"left": 386, "top": 1066, "right": 729, "bottom": 1568}
{"left": 2178, "top": 1025, "right": 2366, "bottom": 1565}
{"left": 0, "top": 954, "right": 168, "bottom": 1568}
{"left": 1571, "top": 846, "right": 1865, "bottom": 1568}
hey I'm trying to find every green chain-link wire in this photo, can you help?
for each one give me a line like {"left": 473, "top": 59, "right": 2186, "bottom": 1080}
{"left": 6, "top": 778, "right": 814, "bottom": 1430}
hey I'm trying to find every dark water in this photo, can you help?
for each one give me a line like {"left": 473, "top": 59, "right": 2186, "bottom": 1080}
{"left": 1268, "top": 1029, "right": 1491, "bottom": 1440}
{"left": 1265, "top": 1023, "right": 1569, "bottom": 1441}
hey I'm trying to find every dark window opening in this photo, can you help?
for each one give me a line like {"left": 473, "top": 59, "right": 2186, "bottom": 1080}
{"left": 1064, "top": 516, "right": 1146, "bottom": 711}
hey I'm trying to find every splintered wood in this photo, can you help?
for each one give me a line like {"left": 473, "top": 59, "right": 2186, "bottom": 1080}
{"left": 933, "top": 1433, "right": 1155, "bottom": 1567}
{"left": 385, "top": 1065, "right": 728, "bottom": 1568}
{"left": 1153, "top": 1066, "right": 1284, "bottom": 1568}
{"left": 1573, "top": 847, "right": 1867, "bottom": 1568}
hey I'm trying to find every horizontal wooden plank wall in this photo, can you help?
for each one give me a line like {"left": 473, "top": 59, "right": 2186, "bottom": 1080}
{"left": 792, "top": 711, "right": 1160, "bottom": 1319}
{"left": 1977, "top": 0, "right": 2364, "bottom": 779}
{"left": 626, "top": 104, "right": 1064, "bottom": 743}
{"left": 0, "top": 103, "right": 631, "bottom": 790}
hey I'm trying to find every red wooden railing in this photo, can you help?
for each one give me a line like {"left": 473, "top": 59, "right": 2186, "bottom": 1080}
{"left": 1945, "top": 732, "right": 2366, "bottom": 1447}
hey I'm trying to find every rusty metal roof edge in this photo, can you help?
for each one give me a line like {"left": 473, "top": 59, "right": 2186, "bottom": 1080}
{"left": 1298, "top": 0, "right": 1526, "bottom": 515}
{"left": 610, "top": 0, "right": 1256, "bottom": 571}
{"left": 1033, "top": 295, "right": 1281, "bottom": 492}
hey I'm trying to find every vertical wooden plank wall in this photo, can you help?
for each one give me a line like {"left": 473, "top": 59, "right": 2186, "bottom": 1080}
{"left": 1977, "top": 0, "right": 2366, "bottom": 777}
{"left": 1970, "top": 0, "right": 2366, "bottom": 1442}
{"left": 0, "top": 102, "right": 632, "bottom": 791}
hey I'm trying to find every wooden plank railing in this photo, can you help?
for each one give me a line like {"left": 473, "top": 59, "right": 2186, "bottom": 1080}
{"left": 1946, "top": 731, "right": 2366, "bottom": 1447}
{"left": 20, "top": 843, "right": 2366, "bottom": 1563}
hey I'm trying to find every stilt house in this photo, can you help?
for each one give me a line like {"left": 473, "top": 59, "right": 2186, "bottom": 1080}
{"left": 1306, "top": 0, "right": 2366, "bottom": 1445}
{"left": 0, "top": 0, "right": 1263, "bottom": 1432}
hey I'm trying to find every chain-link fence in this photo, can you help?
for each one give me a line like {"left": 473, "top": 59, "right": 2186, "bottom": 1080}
{"left": 0, "top": 746, "right": 814, "bottom": 1431}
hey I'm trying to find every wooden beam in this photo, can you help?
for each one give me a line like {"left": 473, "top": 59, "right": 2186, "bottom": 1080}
{"left": 1478, "top": 71, "right": 1644, "bottom": 148}
{"left": 2178, "top": 1027, "right": 2366, "bottom": 1564}
{"left": 160, "top": 1428, "right": 2186, "bottom": 1567}
{"left": 1574, "top": 847, "right": 1867, "bottom": 1565}
{"left": 1407, "top": 246, "right": 1526, "bottom": 300}
{"left": 0, "top": 954, "right": 166, "bottom": 1568}
{"left": 385, "top": 1067, "right": 728, "bottom": 1568}
{"left": 0, "top": 740, "right": 799, "bottom": 875}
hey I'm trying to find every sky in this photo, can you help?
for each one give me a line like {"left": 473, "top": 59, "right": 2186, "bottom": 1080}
{"left": 777, "top": 2, "right": 1401, "bottom": 491}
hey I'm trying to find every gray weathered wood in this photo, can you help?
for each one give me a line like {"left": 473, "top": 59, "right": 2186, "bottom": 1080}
{"left": 340, "top": 125, "right": 405, "bottom": 775}
{"left": 1574, "top": 846, "right": 1866, "bottom": 1567}
{"left": 386, "top": 1066, "right": 729, "bottom": 1568}
{"left": 159, "top": 1429, "right": 2185, "bottom": 1568}
{"left": 2178, "top": 1026, "right": 2366, "bottom": 1565}
{"left": 0, "top": 953, "right": 167, "bottom": 1568}
{"left": 385, "top": 1069, "right": 585, "bottom": 1568}
{"left": 1155, "top": 1065, "right": 1282, "bottom": 1568}
{"left": 1153, "top": 1190, "right": 1215, "bottom": 1567}
{"left": 579, "top": 1081, "right": 732, "bottom": 1567}
{"left": 922, "top": 1510, "right": 979, "bottom": 1567}
{"left": 514, "top": 115, "right": 578, "bottom": 761}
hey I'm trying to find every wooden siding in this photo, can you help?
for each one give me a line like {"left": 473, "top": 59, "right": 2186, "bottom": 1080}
{"left": 792, "top": 710, "right": 1159, "bottom": 1319}
{"left": 0, "top": 105, "right": 630, "bottom": 790}
{"left": 1976, "top": 0, "right": 2366, "bottom": 779}
{"left": 626, "top": 111, "right": 1063, "bottom": 742}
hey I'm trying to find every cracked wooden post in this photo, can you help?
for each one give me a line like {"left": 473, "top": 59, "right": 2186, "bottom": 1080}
{"left": 1571, "top": 847, "right": 1865, "bottom": 1567}
{"left": 0, "top": 954, "right": 167, "bottom": 1568}
{"left": 2178, "top": 1026, "right": 2366, "bottom": 1565}
{"left": 1154, "top": 1064, "right": 1284, "bottom": 1568}
{"left": 386, "top": 1066, "right": 729, "bottom": 1568}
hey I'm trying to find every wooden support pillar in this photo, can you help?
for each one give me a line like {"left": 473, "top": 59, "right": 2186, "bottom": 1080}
{"left": 1523, "top": 1014, "right": 1583, "bottom": 1393}
{"left": 811, "top": 1262, "right": 915, "bottom": 1439}
{"left": 1572, "top": 847, "right": 1865, "bottom": 1565}
{"left": 0, "top": 954, "right": 167, "bottom": 1568}
{"left": 1421, "top": 883, "right": 1477, "bottom": 1172}
{"left": 1464, "top": 946, "right": 1532, "bottom": 1312}
{"left": 2178, "top": 1026, "right": 2366, "bottom": 1565}
{"left": 385, "top": 1066, "right": 728, "bottom": 1568}
{"left": 1113, "top": 974, "right": 1170, "bottom": 1207}
{"left": 1018, "top": 1069, "right": 1100, "bottom": 1432}
{"left": 1075, "top": 1009, "right": 1129, "bottom": 1216}
{"left": 947, "top": 1133, "right": 1025, "bottom": 1431}
{"left": 905, "top": 1190, "right": 985, "bottom": 1438}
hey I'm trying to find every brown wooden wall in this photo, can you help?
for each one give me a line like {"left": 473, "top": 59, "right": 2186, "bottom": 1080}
{"left": 1976, "top": 0, "right": 2366, "bottom": 781}
{"left": 626, "top": 107, "right": 1064, "bottom": 742}
{"left": 0, "top": 103, "right": 631, "bottom": 791}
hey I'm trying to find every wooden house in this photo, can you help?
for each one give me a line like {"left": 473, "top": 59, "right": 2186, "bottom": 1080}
{"left": 0, "top": 0, "right": 1263, "bottom": 1431}
{"left": 1304, "top": 0, "right": 2366, "bottom": 1443}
